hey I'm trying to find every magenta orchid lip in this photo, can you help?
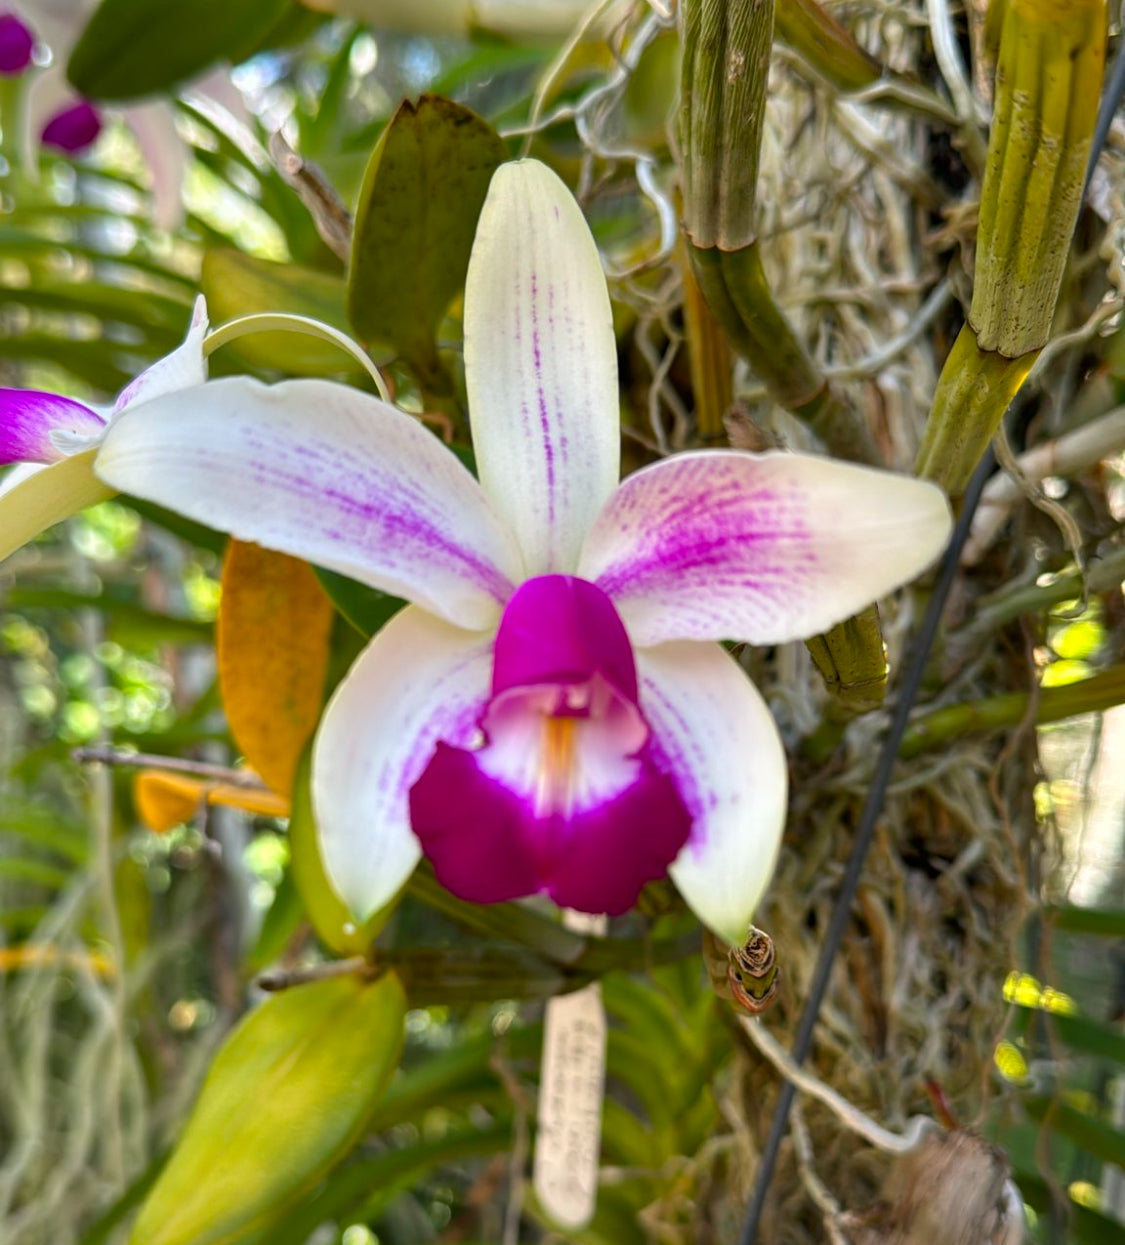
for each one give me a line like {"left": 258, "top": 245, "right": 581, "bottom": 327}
{"left": 410, "top": 575, "right": 692, "bottom": 914}
{"left": 0, "top": 159, "right": 952, "bottom": 939}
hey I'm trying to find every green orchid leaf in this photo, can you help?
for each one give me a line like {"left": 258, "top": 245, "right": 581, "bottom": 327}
{"left": 348, "top": 95, "right": 504, "bottom": 385}
{"left": 128, "top": 971, "right": 406, "bottom": 1245}
{"left": 68, "top": 0, "right": 289, "bottom": 100}
{"left": 288, "top": 749, "right": 396, "bottom": 955}
{"left": 1023, "top": 1095, "right": 1125, "bottom": 1170}
{"left": 1046, "top": 904, "right": 1125, "bottom": 937}
{"left": 314, "top": 566, "right": 406, "bottom": 639}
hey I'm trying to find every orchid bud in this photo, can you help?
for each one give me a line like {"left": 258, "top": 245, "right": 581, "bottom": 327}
{"left": 0, "top": 11, "right": 32, "bottom": 74}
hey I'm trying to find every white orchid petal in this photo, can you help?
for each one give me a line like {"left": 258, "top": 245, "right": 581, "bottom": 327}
{"left": 465, "top": 159, "right": 619, "bottom": 575}
{"left": 112, "top": 296, "right": 209, "bottom": 416}
{"left": 120, "top": 101, "right": 187, "bottom": 232}
{"left": 95, "top": 376, "right": 524, "bottom": 628}
{"left": 638, "top": 641, "right": 788, "bottom": 944}
{"left": 313, "top": 605, "right": 494, "bottom": 919}
{"left": 0, "top": 451, "right": 113, "bottom": 563}
{"left": 580, "top": 450, "right": 953, "bottom": 646}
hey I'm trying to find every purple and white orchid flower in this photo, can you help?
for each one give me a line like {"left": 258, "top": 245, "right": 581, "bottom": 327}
{"left": 0, "top": 297, "right": 208, "bottom": 563}
{"left": 90, "top": 160, "right": 951, "bottom": 940}
{"left": 5, "top": 2, "right": 246, "bottom": 230}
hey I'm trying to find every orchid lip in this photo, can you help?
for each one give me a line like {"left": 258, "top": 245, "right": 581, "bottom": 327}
{"left": 409, "top": 574, "right": 693, "bottom": 916}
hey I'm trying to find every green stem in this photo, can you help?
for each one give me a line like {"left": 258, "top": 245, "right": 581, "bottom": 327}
{"left": 408, "top": 868, "right": 588, "bottom": 964}
{"left": 805, "top": 604, "right": 887, "bottom": 711}
{"left": 680, "top": 0, "right": 775, "bottom": 249}
{"left": 900, "top": 665, "right": 1125, "bottom": 757}
{"left": 691, "top": 243, "right": 882, "bottom": 465}
{"left": 961, "top": 546, "right": 1125, "bottom": 638}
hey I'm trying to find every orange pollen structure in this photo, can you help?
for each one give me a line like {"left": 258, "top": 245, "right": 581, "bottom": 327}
{"left": 536, "top": 715, "right": 577, "bottom": 816}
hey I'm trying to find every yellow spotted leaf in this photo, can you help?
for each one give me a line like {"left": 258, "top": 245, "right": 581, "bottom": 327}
{"left": 217, "top": 540, "right": 334, "bottom": 797}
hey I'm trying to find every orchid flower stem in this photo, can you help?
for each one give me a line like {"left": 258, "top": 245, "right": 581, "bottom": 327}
{"left": 257, "top": 928, "right": 700, "bottom": 1004}
{"left": 407, "top": 868, "right": 590, "bottom": 964}
{"left": 257, "top": 956, "right": 371, "bottom": 992}
{"left": 382, "top": 946, "right": 575, "bottom": 1006}
{"left": 407, "top": 868, "right": 702, "bottom": 972}
{"left": 204, "top": 316, "right": 391, "bottom": 402}
{"left": 409, "top": 342, "right": 461, "bottom": 426}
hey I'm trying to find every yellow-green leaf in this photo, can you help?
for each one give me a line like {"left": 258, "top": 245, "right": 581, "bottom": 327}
{"left": 129, "top": 972, "right": 406, "bottom": 1245}
{"left": 217, "top": 540, "right": 334, "bottom": 798}
{"left": 347, "top": 95, "right": 504, "bottom": 382}
{"left": 289, "top": 748, "right": 394, "bottom": 955}
{"left": 201, "top": 249, "right": 377, "bottom": 377}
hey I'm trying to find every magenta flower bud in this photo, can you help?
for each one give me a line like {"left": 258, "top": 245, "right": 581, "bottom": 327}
{"left": 41, "top": 100, "right": 103, "bottom": 154}
{"left": 0, "top": 12, "right": 33, "bottom": 74}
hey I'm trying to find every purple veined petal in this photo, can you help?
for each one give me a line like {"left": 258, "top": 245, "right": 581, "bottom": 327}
{"left": 465, "top": 159, "right": 620, "bottom": 577}
{"left": 120, "top": 100, "right": 186, "bottom": 232}
{"left": 312, "top": 605, "right": 495, "bottom": 919}
{"left": 637, "top": 640, "right": 788, "bottom": 944}
{"left": 95, "top": 376, "right": 525, "bottom": 629}
{"left": 110, "top": 296, "right": 208, "bottom": 416}
{"left": 41, "top": 98, "right": 102, "bottom": 153}
{"left": 0, "top": 450, "right": 114, "bottom": 563}
{"left": 410, "top": 575, "right": 692, "bottom": 916}
{"left": 0, "top": 13, "right": 34, "bottom": 74}
{"left": 578, "top": 449, "right": 953, "bottom": 647}
{"left": 0, "top": 389, "right": 104, "bottom": 465}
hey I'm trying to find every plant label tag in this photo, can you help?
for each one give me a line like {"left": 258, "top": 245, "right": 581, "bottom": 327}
{"left": 533, "top": 911, "right": 608, "bottom": 1229}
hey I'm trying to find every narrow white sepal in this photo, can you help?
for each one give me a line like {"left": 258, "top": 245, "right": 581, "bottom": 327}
{"left": 465, "top": 159, "right": 620, "bottom": 576}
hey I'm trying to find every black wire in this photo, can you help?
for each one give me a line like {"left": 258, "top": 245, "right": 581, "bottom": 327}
{"left": 738, "top": 447, "right": 994, "bottom": 1245}
{"left": 738, "top": 26, "right": 1125, "bottom": 1239}
{"left": 1086, "top": 32, "right": 1125, "bottom": 196}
